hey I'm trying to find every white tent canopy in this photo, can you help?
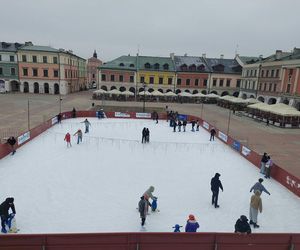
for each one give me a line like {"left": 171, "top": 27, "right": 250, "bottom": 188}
{"left": 164, "top": 91, "right": 177, "bottom": 97}
{"left": 178, "top": 92, "right": 193, "bottom": 97}
{"left": 192, "top": 93, "right": 206, "bottom": 97}
{"left": 119, "top": 90, "right": 134, "bottom": 96}
{"left": 93, "top": 89, "right": 107, "bottom": 94}
{"left": 151, "top": 90, "right": 164, "bottom": 96}
{"left": 138, "top": 91, "right": 152, "bottom": 96}
{"left": 108, "top": 89, "right": 122, "bottom": 95}
{"left": 206, "top": 93, "right": 220, "bottom": 98}
{"left": 245, "top": 98, "right": 260, "bottom": 104}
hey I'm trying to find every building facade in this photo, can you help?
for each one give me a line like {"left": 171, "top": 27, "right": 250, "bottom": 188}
{"left": 87, "top": 50, "right": 102, "bottom": 88}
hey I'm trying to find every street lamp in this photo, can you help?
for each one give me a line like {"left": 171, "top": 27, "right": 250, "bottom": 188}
{"left": 226, "top": 106, "right": 232, "bottom": 135}
{"left": 143, "top": 82, "right": 146, "bottom": 112}
{"left": 59, "top": 96, "right": 62, "bottom": 114}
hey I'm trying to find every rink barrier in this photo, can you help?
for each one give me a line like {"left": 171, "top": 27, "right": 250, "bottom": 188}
{"left": 0, "top": 232, "right": 299, "bottom": 250}
{"left": 0, "top": 110, "right": 299, "bottom": 198}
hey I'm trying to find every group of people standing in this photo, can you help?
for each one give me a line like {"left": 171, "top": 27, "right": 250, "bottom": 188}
{"left": 64, "top": 119, "right": 91, "bottom": 147}
{"left": 260, "top": 152, "right": 273, "bottom": 179}
{"left": 142, "top": 128, "right": 150, "bottom": 143}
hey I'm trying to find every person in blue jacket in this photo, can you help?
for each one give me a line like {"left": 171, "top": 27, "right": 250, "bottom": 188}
{"left": 0, "top": 197, "right": 16, "bottom": 233}
{"left": 173, "top": 224, "right": 183, "bottom": 232}
{"left": 185, "top": 214, "right": 199, "bottom": 232}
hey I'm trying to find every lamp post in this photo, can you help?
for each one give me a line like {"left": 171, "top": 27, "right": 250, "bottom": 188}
{"left": 227, "top": 106, "right": 232, "bottom": 135}
{"left": 59, "top": 95, "right": 62, "bottom": 114}
{"left": 143, "top": 82, "right": 146, "bottom": 112}
{"left": 201, "top": 101, "right": 204, "bottom": 119}
{"left": 27, "top": 99, "right": 30, "bottom": 130}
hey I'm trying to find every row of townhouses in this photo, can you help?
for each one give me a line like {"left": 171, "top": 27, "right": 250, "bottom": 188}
{"left": 0, "top": 41, "right": 94, "bottom": 95}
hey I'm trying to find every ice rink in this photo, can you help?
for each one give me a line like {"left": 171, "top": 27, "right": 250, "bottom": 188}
{"left": 1, "top": 118, "right": 299, "bottom": 233}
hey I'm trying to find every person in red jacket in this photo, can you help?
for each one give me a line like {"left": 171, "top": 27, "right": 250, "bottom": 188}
{"left": 64, "top": 132, "right": 72, "bottom": 147}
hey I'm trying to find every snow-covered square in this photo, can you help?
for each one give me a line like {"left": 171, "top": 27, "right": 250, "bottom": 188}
{"left": 1, "top": 118, "right": 299, "bottom": 233}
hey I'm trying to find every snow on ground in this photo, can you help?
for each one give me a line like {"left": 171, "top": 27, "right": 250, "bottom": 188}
{"left": 0, "top": 118, "right": 299, "bottom": 233}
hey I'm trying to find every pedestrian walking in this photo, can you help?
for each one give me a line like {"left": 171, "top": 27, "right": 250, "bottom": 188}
{"left": 64, "top": 132, "right": 72, "bottom": 147}
{"left": 249, "top": 190, "right": 262, "bottom": 228}
{"left": 210, "top": 173, "right": 223, "bottom": 208}
{"left": 185, "top": 214, "right": 199, "bottom": 232}
{"left": 250, "top": 178, "right": 270, "bottom": 195}
{"left": 210, "top": 127, "right": 216, "bottom": 141}
{"left": 81, "top": 119, "right": 91, "bottom": 133}
{"left": 234, "top": 215, "right": 251, "bottom": 234}
{"left": 73, "top": 129, "right": 83, "bottom": 144}
{"left": 6, "top": 136, "right": 17, "bottom": 155}
{"left": 138, "top": 196, "right": 147, "bottom": 226}
{"left": 142, "top": 127, "right": 147, "bottom": 143}
{"left": 260, "top": 153, "right": 268, "bottom": 175}
{"left": 183, "top": 120, "right": 187, "bottom": 132}
{"left": 264, "top": 156, "right": 273, "bottom": 179}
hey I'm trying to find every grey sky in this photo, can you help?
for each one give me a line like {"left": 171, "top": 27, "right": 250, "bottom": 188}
{"left": 1, "top": 0, "right": 299, "bottom": 61}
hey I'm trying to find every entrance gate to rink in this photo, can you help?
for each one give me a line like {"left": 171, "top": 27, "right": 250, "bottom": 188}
{"left": 0, "top": 110, "right": 300, "bottom": 249}
{"left": 0, "top": 233, "right": 299, "bottom": 250}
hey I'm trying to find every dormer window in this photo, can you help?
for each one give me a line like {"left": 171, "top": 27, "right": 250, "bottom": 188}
{"left": 212, "top": 64, "right": 224, "bottom": 72}
{"left": 129, "top": 64, "right": 135, "bottom": 67}
{"left": 197, "top": 64, "right": 205, "bottom": 71}
{"left": 163, "top": 63, "right": 169, "bottom": 70}
{"left": 154, "top": 63, "right": 160, "bottom": 70}
{"left": 189, "top": 64, "right": 196, "bottom": 71}
{"left": 119, "top": 63, "right": 125, "bottom": 67}
{"left": 180, "top": 64, "right": 187, "bottom": 71}
{"left": 145, "top": 63, "right": 151, "bottom": 69}
{"left": 232, "top": 65, "right": 242, "bottom": 72}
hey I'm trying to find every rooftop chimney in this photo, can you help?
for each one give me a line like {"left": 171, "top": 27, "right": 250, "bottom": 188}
{"left": 220, "top": 54, "right": 224, "bottom": 59}
{"left": 275, "top": 50, "right": 282, "bottom": 60}
{"left": 293, "top": 47, "right": 300, "bottom": 54}
{"left": 25, "top": 41, "right": 33, "bottom": 46}
{"left": 202, "top": 53, "right": 206, "bottom": 58}
{"left": 170, "top": 53, "right": 175, "bottom": 60}
{"left": 184, "top": 53, "right": 187, "bottom": 57}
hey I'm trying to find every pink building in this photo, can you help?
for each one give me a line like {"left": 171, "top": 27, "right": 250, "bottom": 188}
{"left": 87, "top": 50, "right": 102, "bottom": 88}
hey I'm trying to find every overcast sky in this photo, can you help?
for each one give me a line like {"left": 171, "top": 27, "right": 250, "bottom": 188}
{"left": 1, "top": 0, "right": 299, "bottom": 61}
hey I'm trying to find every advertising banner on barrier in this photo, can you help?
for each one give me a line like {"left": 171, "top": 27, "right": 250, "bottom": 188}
{"left": 177, "top": 114, "right": 188, "bottom": 121}
{"left": 203, "top": 121, "right": 209, "bottom": 130}
{"left": 232, "top": 140, "right": 241, "bottom": 151}
{"left": 18, "top": 131, "right": 30, "bottom": 145}
{"left": 115, "top": 112, "right": 131, "bottom": 118}
{"left": 286, "top": 176, "right": 300, "bottom": 192}
{"left": 242, "top": 145, "right": 251, "bottom": 156}
{"left": 218, "top": 131, "right": 228, "bottom": 142}
{"left": 52, "top": 116, "right": 58, "bottom": 125}
{"left": 96, "top": 111, "right": 106, "bottom": 118}
{"left": 136, "top": 113, "right": 151, "bottom": 118}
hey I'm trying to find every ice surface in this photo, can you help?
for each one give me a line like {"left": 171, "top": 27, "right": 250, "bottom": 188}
{"left": 0, "top": 118, "right": 299, "bottom": 233}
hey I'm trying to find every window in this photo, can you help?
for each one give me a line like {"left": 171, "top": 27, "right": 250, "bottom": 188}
{"left": 259, "top": 83, "right": 262, "bottom": 91}
{"left": 144, "top": 63, "right": 151, "bottom": 69}
{"left": 149, "top": 77, "right": 154, "bottom": 84}
{"left": 101, "top": 74, "right": 106, "bottom": 81}
{"left": 65, "top": 70, "right": 67, "bottom": 78}
{"left": 154, "top": 63, "right": 159, "bottom": 70}
{"left": 119, "top": 75, "right": 123, "bottom": 82}
{"left": 204, "top": 79, "right": 208, "bottom": 87}
{"left": 266, "top": 70, "right": 269, "bottom": 77}
{"left": 0, "top": 55, "right": 2, "bottom": 61}
{"left": 254, "top": 70, "right": 257, "bottom": 77}
{"left": 213, "top": 79, "right": 217, "bottom": 86}
{"left": 163, "top": 64, "right": 169, "bottom": 70}
{"left": 22, "top": 55, "right": 27, "bottom": 62}
{"left": 273, "top": 84, "right": 277, "bottom": 92}
{"left": 261, "top": 70, "right": 264, "bottom": 77}
{"left": 92, "top": 74, "right": 95, "bottom": 78}
{"left": 286, "top": 84, "right": 291, "bottom": 93}
{"left": 186, "top": 79, "right": 190, "bottom": 86}
{"left": 271, "top": 70, "right": 274, "bottom": 77}
{"left": 264, "top": 83, "right": 267, "bottom": 91}
{"left": 130, "top": 76, "right": 134, "bottom": 83}
{"left": 195, "top": 79, "right": 199, "bottom": 86}
{"left": 140, "top": 76, "right": 145, "bottom": 83}
{"left": 269, "top": 83, "right": 272, "bottom": 91}
{"left": 276, "top": 69, "right": 279, "bottom": 78}
{"left": 10, "top": 55, "right": 14, "bottom": 62}
{"left": 219, "top": 79, "right": 224, "bottom": 87}
{"left": 177, "top": 78, "right": 181, "bottom": 85}
{"left": 32, "top": 69, "right": 38, "bottom": 76}
{"left": 110, "top": 75, "right": 115, "bottom": 82}
{"left": 23, "top": 68, "right": 28, "bottom": 76}
{"left": 129, "top": 64, "right": 135, "bottom": 67}
{"left": 168, "top": 78, "right": 172, "bottom": 85}
{"left": 32, "top": 55, "right": 37, "bottom": 63}
{"left": 226, "top": 79, "right": 231, "bottom": 87}
{"left": 0, "top": 67, "right": 2, "bottom": 75}
{"left": 43, "top": 56, "right": 47, "bottom": 63}
{"left": 159, "top": 77, "right": 163, "bottom": 84}
{"left": 11, "top": 68, "right": 16, "bottom": 75}
{"left": 54, "top": 70, "right": 59, "bottom": 77}
{"left": 53, "top": 57, "right": 58, "bottom": 64}
{"left": 43, "top": 69, "right": 48, "bottom": 77}
{"left": 289, "top": 69, "right": 293, "bottom": 76}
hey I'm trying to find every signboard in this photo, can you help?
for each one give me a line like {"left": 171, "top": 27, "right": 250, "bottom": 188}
{"left": 241, "top": 146, "right": 251, "bottom": 156}
{"left": 18, "top": 131, "right": 30, "bottom": 145}
{"left": 52, "top": 116, "right": 58, "bottom": 125}
{"left": 203, "top": 121, "right": 209, "bottom": 130}
{"left": 218, "top": 131, "right": 228, "bottom": 142}
{"left": 286, "top": 176, "right": 300, "bottom": 190}
{"left": 115, "top": 112, "right": 130, "bottom": 118}
{"left": 136, "top": 113, "right": 151, "bottom": 119}
{"left": 232, "top": 140, "right": 241, "bottom": 151}
{"left": 177, "top": 114, "right": 188, "bottom": 121}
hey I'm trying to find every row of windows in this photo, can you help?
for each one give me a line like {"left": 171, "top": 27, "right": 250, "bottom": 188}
{"left": 0, "top": 55, "right": 15, "bottom": 62}
{"left": 261, "top": 69, "right": 280, "bottom": 78}
{"left": 0, "top": 67, "right": 16, "bottom": 75}
{"left": 21, "top": 55, "right": 58, "bottom": 64}
{"left": 65, "top": 69, "right": 79, "bottom": 79}
{"left": 258, "top": 83, "right": 277, "bottom": 92}
{"left": 143, "top": 63, "right": 169, "bottom": 70}
{"left": 22, "top": 68, "right": 59, "bottom": 77}
{"left": 212, "top": 79, "right": 232, "bottom": 87}
{"left": 177, "top": 78, "right": 207, "bottom": 86}
{"left": 102, "top": 74, "right": 134, "bottom": 83}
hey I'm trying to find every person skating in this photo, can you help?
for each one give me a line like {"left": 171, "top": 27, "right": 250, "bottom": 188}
{"left": 178, "top": 120, "right": 182, "bottom": 132}
{"left": 173, "top": 120, "right": 177, "bottom": 132}
{"left": 0, "top": 197, "right": 16, "bottom": 233}
{"left": 210, "top": 173, "right": 223, "bottom": 208}
{"left": 196, "top": 120, "right": 200, "bottom": 131}
{"left": 72, "top": 107, "right": 76, "bottom": 118}
{"left": 173, "top": 224, "right": 183, "bottom": 232}
{"left": 142, "top": 127, "right": 147, "bottom": 143}
{"left": 145, "top": 128, "right": 150, "bottom": 143}
{"left": 210, "top": 127, "right": 216, "bottom": 141}
{"left": 64, "top": 132, "right": 72, "bottom": 147}
{"left": 152, "top": 111, "right": 158, "bottom": 124}
{"left": 249, "top": 190, "right": 262, "bottom": 228}
{"left": 235, "top": 215, "right": 251, "bottom": 234}
{"left": 183, "top": 120, "right": 187, "bottom": 132}
{"left": 81, "top": 119, "right": 91, "bottom": 133}
{"left": 143, "top": 186, "right": 157, "bottom": 213}
{"left": 6, "top": 136, "right": 16, "bottom": 155}
{"left": 138, "top": 196, "right": 147, "bottom": 226}
{"left": 264, "top": 156, "right": 273, "bottom": 179}
{"left": 57, "top": 113, "right": 62, "bottom": 124}
{"left": 185, "top": 214, "right": 199, "bottom": 232}
{"left": 260, "top": 152, "right": 268, "bottom": 175}
{"left": 250, "top": 178, "right": 270, "bottom": 195}
{"left": 73, "top": 129, "right": 83, "bottom": 144}
{"left": 191, "top": 120, "right": 196, "bottom": 132}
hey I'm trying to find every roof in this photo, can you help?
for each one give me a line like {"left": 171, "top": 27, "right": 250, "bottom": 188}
{"left": 174, "top": 56, "right": 210, "bottom": 72}
{"left": 204, "top": 58, "right": 242, "bottom": 74}
{"left": 0, "top": 42, "right": 23, "bottom": 52}
{"left": 262, "top": 51, "right": 292, "bottom": 62}
{"left": 100, "top": 56, "right": 137, "bottom": 70}
{"left": 137, "top": 56, "right": 175, "bottom": 71}
{"left": 19, "top": 45, "right": 59, "bottom": 53}
{"left": 237, "top": 56, "right": 260, "bottom": 64}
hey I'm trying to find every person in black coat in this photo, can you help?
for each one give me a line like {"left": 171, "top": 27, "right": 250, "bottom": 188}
{"left": 142, "top": 128, "right": 147, "bottom": 143}
{"left": 138, "top": 196, "right": 147, "bottom": 226}
{"left": 7, "top": 136, "right": 17, "bottom": 155}
{"left": 57, "top": 113, "right": 62, "bottom": 124}
{"left": 191, "top": 120, "right": 196, "bottom": 132}
{"left": 183, "top": 120, "right": 187, "bottom": 132}
{"left": 72, "top": 107, "right": 76, "bottom": 118}
{"left": 235, "top": 215, "right": 251, "bottom": 234}
{"left": 145, "top": 128, "right": 150, "bottom": 143}
{"left": 210, "top": 173, "right": 223, "bottom": 208}
{"left": 173, "top": 120, "right": 177, "bottom": 132}
{"left": 210, "top": 127, "right": 216, "bottom": 141}
{"left": 0, "top": 197, "right": 16, "bottom": 233}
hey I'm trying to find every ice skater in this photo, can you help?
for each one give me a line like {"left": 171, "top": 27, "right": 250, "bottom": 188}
{"left": 72, "top": 107, "right": 76, "bottom": 118}
{"left": 234, "top": 215, "right": 251, "bottom": 234}
{"left": 260, "top": 152, "right": 268, "bottom": 175}
{"left": 249, "top": 190, "right": 262, "bottom": 228}
{"left": 143, "top": 186, "right": 157, "bottom": 213}
{"left": 196, "top": 120, "right": 200, "bottom": 131}
{"left": 6, "top": 136, "right": 16, "bottom": 155}
{"left": 185, "top": 214, "right": 199, "bottom": 232}
{"left": 210, "top": 173, "right": 223, "bottom": 208}
{"left": 73, "top": 129, "right": 83, "bottom": 144}
{"left": 183, "top": 120, "right": 187, "bottom": 132}
{"left": 264, "top": 156, "right": 273, "bottom": 179}
{"left": 0, "top": 197, "right": 16, "bottom": 233}
{"left": 142, "top": 128, "right": 147, "bottom": 143}
{"left": 210, "top": 127, "right": 216, "bottom": 141}
{"left": 178, "top": 120, "right": 182, "bottom": 132}
{"left": 172, "top": 224, "right": 182, "bottom": 232}
{"left": 81, "top": 119, "right": 91, "bottom": 133}
{"left": 173, "top": 120, "right": 177, "bottom": 132}
{"left": 138, "top": 196, "right": 147, "bottom": 226}
{"left": 191, "top": 120, "right": 196, "bottom": 132}
{"left": 250, "top": 178, "right": 270, "bottom": 195}
{"left": 64, "top": 132, "right": 72, "bottom": 147}
{"left": 145, "top": 128, "right": 150, "bottom": 143}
